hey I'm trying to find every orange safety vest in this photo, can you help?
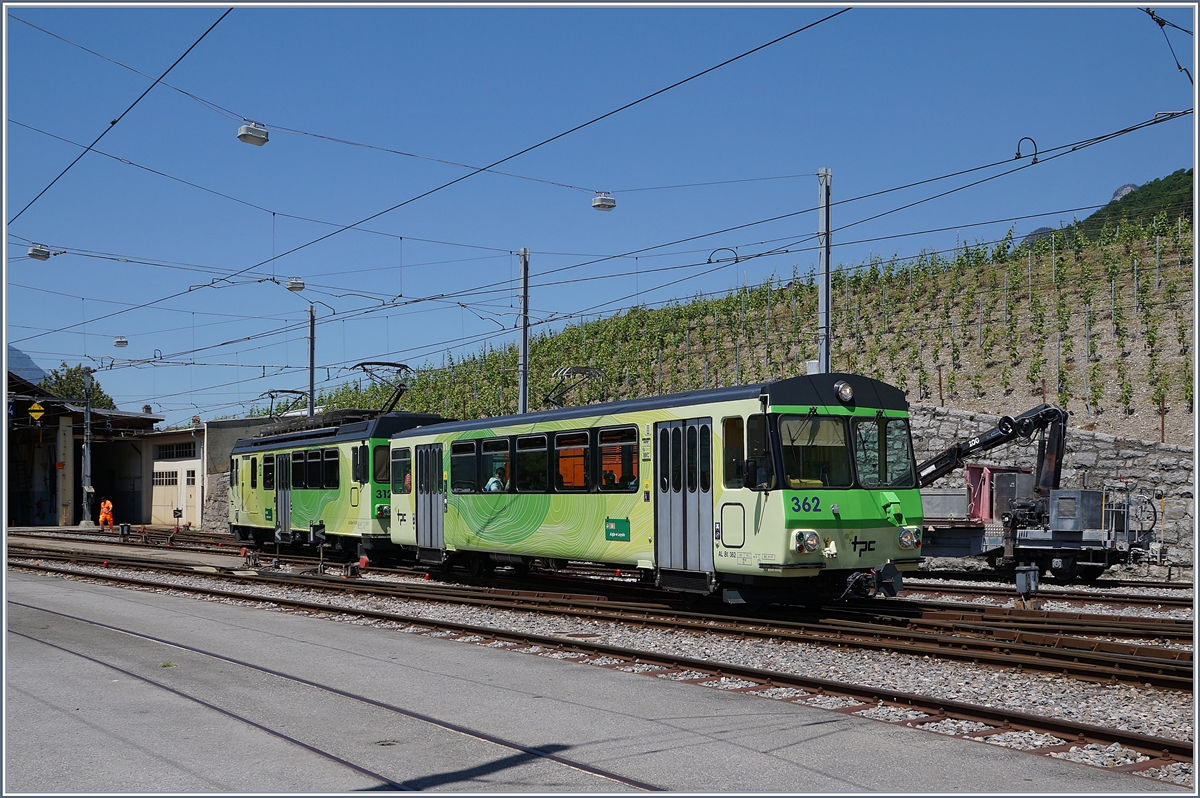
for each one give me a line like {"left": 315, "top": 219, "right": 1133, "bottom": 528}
{"left": 100, "top": 500, "right": 113, "bottom": 518}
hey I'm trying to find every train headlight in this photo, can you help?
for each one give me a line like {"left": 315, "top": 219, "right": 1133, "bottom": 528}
{"left": 898, "top": 526, "right": 920, "bottom": 549}
{"left": 795, "top": 530, "right": 820, "bottom": 553}
{"left": 376, "top": 505, "right": 390, "bottom": 519}
{"left": 834, "top": 380, "right": 854, "bottom": 403}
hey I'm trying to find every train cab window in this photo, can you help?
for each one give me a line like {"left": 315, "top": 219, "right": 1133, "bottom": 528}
{"left": 451, "top": 441, "right": 478, "bottom": 493}
{"left": 391, "top": 448, "right": 412, "bottom": 494}
{"left": 263, "top": 457, "right": 275, "bottom": 491}
{"left": 481, "top": 439, "right": 510, "bottom": 492}
{"left": 554, "top": 431, "right": 589, "bottom": 491}
{"left": 779, "top": 415, "right": 853, "bottom": 488}
{"left": 372, "top": 445, "right": 390, "bottom": 485}
{"left": 292, "top": 452, "right": 307, "bottom": 489}
{"left": 515, "top": 435, "right": 548, "bottom": 492}
{"left": 307, "top": 450, "right": 323, "bottom": 489}
{"left": 722, "top": 417, "right": 745, "bottom": 488}
{"left": 746, "top": 414, "right": 775, "bottom": 490}
{"left": 852, "top": 417, "right": 916, "bottom": 488}
{"left": 323, "top": 449, "right": 339, "bottom": 489}
{"left": 250, "top": 457, "right": 257, "bottom": 489}
{"left": 597, "top": 428, "right": 638, "bottom": 492}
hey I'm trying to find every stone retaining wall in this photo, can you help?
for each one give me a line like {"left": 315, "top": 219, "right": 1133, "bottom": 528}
{"left": 203, "top": 472, "right": 229, "bottom": 535}
{"left": 910, "top": 404, "right": 1194, "bottom": 572}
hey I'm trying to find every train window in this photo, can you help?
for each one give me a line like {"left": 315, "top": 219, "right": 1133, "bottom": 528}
{"left": 263, "top": 457, "right": 275, "bottom": 491}
{"left": 250, "top": 457, "right": 257, "bottom": 489}
{"left": 597, "top": 427, "right": 637, "bottom": 492}
{"left": 391, "top": 448, "right": 412, "bottom": 494}
{"left": 481, "top": 439, "right": 510, "bottom": 492}
{"left": 779, "top": 415, "right": 852, "bottom": 488}
{"left": 451, "top": 441, "right": 478, "bottom": 493}
{"left": 373, "top": 445, "right": 390, "bottom": 485}
{"left": 746, "top": 414, "right": 776, "bottom": 490}
{"left": 307, "top": 450, "right": 323, "bottom": 489}
{"left": 686, "top": 426, "right": 698, "bottom": 493}
{"left": 658, "top": 428, "right": 670, "bottom": 493}
{"left": 515, "top": 435, "right": 548, "bottom": 492}
{"left": 230, "top": 458, "right": 237, "bottom": 489}
{"left": 852, "top": 418, "right": 916, "bottom": 488}
{"left": 292, "top": 453, "right": 306, "bottom": 489}
{"left": 554, "top": 431, "right": 589, "bottom": 491}
{"left": 722, "top": 417, "right": 745, "bottom": 488}
{"left": 324, "top": 449, "right": 339, "bottom": 489}
{"left": 699, "top": 424, "right": 711, "bottom": 492}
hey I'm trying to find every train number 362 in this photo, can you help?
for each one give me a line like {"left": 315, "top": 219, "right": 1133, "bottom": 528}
{"left": 790, "top": 496, "right": 821, "bottom": 513}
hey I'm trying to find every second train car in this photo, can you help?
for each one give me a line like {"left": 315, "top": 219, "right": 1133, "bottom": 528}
{"left": 387, "top": 372, "right": 923, "bottom": 604}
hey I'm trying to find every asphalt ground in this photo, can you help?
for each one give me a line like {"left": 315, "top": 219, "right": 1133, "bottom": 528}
{"left": 5, "top": 570, "right": 1188, "bottom": 794}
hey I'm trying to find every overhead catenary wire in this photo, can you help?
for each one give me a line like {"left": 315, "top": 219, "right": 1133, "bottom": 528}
{"left": 9, "top": 10, "right": 851, "bottom": 347}
{"left": 7, "top": 8, "right": 233, "bottom": 226}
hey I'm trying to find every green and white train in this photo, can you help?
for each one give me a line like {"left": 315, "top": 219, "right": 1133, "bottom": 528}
{"left": 388, "top": 372, "right": 923, "bottom": 603}
{"left": 228, "top": 409, "right": 443, "bottom": 558}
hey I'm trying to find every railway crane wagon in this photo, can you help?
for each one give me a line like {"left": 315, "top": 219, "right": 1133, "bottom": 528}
{"left": 388, "top": 372, "right": 924, "bottom": 604}
{"left": 229, "top": 409, "right": 444, "bottom": 558}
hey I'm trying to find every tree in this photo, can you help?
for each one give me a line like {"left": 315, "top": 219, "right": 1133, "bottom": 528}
{"left": 38, "top": 362, "right": 117, "bottom": 409}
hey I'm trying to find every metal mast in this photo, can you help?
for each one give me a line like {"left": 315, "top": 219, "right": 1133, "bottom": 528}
{"left": 817, "top": 168, "right": 832, "bottom": 373}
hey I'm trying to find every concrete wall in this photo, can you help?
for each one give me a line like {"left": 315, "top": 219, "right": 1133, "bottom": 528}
{"left": 910, "top": 404, "right": 1194, "bottom": 571}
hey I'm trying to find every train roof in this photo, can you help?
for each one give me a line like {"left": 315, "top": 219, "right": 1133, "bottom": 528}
{"left": 231, "top": 410, "right": 446, "bottom": 454}
{"left": 389, "top": 373, "right": 907, "bottom": 440}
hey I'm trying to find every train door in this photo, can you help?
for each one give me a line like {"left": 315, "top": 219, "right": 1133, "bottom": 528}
{"left": 654, "top": 418, "right": 714, "bottom": 593}
{"left": 415, "top": 443, "right": 445, "bottom": 564}
{"left": 275, "top": 453, "right": 292, "bottom": 543}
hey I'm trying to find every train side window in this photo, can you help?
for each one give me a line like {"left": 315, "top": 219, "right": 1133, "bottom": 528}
{"left": 699, "top": 424, "right": 711, "bottom": 492}
{"left": 451, "top": 441, "right": 478, "bottom": 493}
{"left": 722, "top": 417, "right": 745, "bottom": 488}
{"left": 250, "top": 457, "right": 257, "bottom": 489}
{"left": 481, "top": 439, "right": 510, "bottom": 492}
{"left": 292, "top": 452, "right": 306, "bottom": 489}
{"left": 391, "top": 448, "right": 412, "bottom": 494}
{"left": 372, "top": 445, "right": 390, "bottom": 485}
{"left": 597, "top": 427, "right": 638, "bottom": 492}
{"left": 230, "top": 458, "right": 238, "bottom": 489}
{"left": 516, "top": 435, "right": 548, "bottom": 492}
{"left": 324, "top": 449, "right": 339, "bottom": 489}
{"left": 554, "top": 431, "right": 589, "bottom": 491}
{"left": 263, "top": 456, "right": 275, "bottom": 491}
{"left": 307, "top": 450, "right": 323, "bottom": 489}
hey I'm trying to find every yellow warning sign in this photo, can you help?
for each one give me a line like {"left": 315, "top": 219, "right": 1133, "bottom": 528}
{"left": 28, "top": 402, "right": 44, "bottom": 421}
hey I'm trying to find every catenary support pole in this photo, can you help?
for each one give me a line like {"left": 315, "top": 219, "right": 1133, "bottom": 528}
{"left": 308, "top": 304, "right": 316, "bottom": 417}
{"left": 816, "top": 168, "right": 832, "bottom": 373}
{"left": 519, "top": 247, "right": 530, "bottom": 413}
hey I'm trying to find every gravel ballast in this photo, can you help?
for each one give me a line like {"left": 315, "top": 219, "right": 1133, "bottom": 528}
{"left": 10, "top": 560, "right": 1194, "bottom": 787}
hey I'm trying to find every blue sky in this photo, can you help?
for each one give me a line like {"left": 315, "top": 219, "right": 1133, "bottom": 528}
{"left": 4, "top": 3, "right": 1195, "bottom": 426}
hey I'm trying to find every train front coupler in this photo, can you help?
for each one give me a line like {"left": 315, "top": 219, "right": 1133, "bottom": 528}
{"left": 838, "top": 562, "right": 903, "bottom": 600}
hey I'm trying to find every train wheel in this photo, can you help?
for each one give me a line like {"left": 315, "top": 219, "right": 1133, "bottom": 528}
{"left": 510, "top": 559, "right": 529, "bottom": 578}
{"left": 466, "top": 554, "right": 493, "bottom": 577}
{"left": 1076, "top": 564, "right": 1107, "bottom": 583}
{"left": 1048, "top": 562, "right": 1078, "bottom": 583}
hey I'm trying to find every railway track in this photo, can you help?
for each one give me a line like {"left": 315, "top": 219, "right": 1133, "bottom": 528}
{"left": 9, "top": 547, "right": 1192, "bottom": 692}
{"left": 7, "top": 553, "right": 1191, "bottom": 777}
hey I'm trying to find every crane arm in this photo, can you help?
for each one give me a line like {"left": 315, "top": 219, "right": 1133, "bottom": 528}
{"left": 915, "top": 403, "right": 1066, "bottom": 488}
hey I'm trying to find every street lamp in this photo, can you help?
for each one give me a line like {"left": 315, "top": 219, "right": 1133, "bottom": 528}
{"left": 237, "top": 121, "right": 269, "bottom": 146}
{"left": 113, "top": 336, "right": 128, "bottom": 348}
{"left": 592, "top": 192, "right": 616, "bottom": 211}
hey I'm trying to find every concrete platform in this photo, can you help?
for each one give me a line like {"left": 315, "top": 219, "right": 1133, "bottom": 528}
{"left": 7, "top": 535, "right": 251, "bottom": 569}
{"left": 5, "top": 570, "right": 1187, "bottom": 793}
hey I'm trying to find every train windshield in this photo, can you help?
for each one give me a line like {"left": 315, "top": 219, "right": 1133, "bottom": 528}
{"left": 778, "top": 415, "right": 854, "bottom": 488}
{"left": 850, "top": 417, "right": 916, "bottom": 488}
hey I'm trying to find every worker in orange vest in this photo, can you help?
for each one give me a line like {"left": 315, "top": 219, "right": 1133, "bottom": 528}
{"left": 99, "top": 497, "right": 114, "bottom": 532}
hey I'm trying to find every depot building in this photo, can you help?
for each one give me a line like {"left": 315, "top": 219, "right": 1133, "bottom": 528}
{"left": 7, "top": 371, "right": 267, "bottom": 529}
